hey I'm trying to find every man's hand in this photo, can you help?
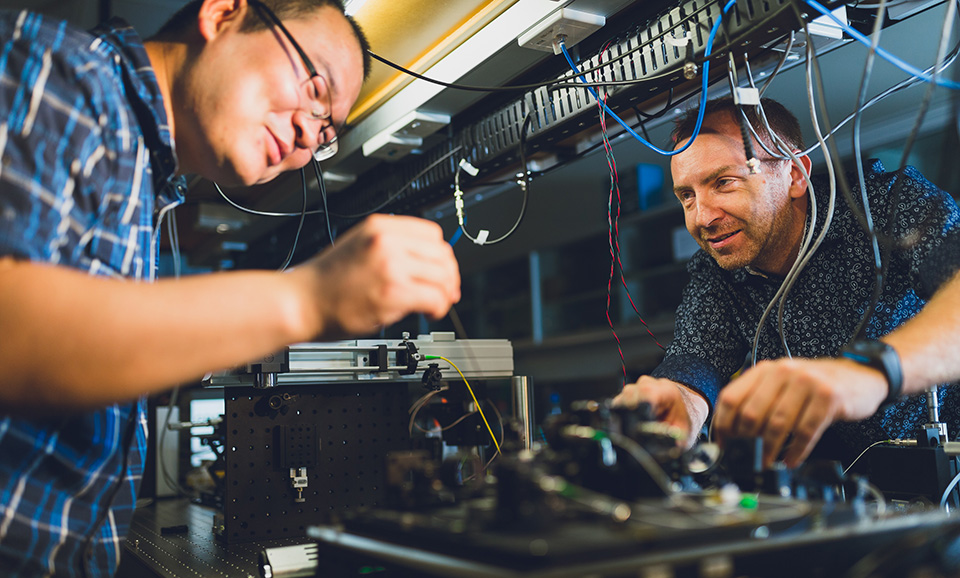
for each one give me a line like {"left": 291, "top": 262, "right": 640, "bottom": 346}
{"left": 295, "top": 214, "right": 461, "bottom": 339}
{"left": 612, "top": 377, "right": 709, "bottom": 447}
{"left": 713, "top": 357, "right": 889, "bottom": 468}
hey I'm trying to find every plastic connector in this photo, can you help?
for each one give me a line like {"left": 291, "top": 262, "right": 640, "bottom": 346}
{"left": 458, "top": 159, "right": 479, "bottom": 177}
{"left": 733, "top": 87, "right": 760, "bottom": 106}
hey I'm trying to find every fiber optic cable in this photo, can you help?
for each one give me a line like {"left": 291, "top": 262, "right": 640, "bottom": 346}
{"left": 558, "top": 0, "right": 736, "bottom": 156}
{"left": 423, "top": 355, "right": 501, "bottom": 455}
{"left": 804, "top": 0, "right": 960, "bottom": 90}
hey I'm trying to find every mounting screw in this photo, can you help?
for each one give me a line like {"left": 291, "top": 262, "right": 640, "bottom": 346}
{"left": 683, "top": 61, "right": 698, "bottom": 80}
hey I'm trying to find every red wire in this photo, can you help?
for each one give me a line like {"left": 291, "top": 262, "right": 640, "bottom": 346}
{"left": 594, "top": 43, "right": 665, "bottom": 371}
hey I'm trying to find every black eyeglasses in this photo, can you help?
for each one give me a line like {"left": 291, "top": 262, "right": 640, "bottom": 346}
{"left": 249, "top": 0, "right": 339, "bottom": 162}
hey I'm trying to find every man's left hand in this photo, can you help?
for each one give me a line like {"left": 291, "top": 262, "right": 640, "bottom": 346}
{"left": 712, "top": 358, "right": 889, "bottom": 468}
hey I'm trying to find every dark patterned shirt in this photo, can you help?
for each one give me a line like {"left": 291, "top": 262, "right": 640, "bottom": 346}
{"left": 652, "top": 160, "right": 960, "bottom": 462}
{"left": 0, "top": 11, "right": 182, "bottom": 577}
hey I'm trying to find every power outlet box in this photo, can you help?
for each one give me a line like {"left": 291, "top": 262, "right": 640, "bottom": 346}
{"left": 518, "top": 8, "right": 605, "bottom": 55}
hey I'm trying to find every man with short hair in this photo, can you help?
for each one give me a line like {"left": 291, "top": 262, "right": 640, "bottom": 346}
{"left": 614, "top": 97, "right": 960, "bottom": 470}
{"left": 0, "top": 1, "right": 461, "bottom": 576}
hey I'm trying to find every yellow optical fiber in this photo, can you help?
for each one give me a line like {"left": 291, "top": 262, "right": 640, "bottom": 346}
{"left": 428, "top": 355, "right": 501, "bottom": 455}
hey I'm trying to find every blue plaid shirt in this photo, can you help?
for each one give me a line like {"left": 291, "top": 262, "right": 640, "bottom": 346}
{"left": 0, "top": 11, "right": 182, "bottom": 577}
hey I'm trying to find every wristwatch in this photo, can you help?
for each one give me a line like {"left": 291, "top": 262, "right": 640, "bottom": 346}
{"left": 839, "top": 340, "right": 903, "bottom": 409}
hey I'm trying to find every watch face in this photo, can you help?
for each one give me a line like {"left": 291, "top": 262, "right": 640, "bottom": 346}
{"left": 843, "top": 341, "right": 880, "bottom": 364}
{"left": 844, "top": 340, "right": 893, "bottom": 362}
{"left": 841, "top": 340, "right": 903, "bottom": 404}
{"left": 853, "top": 341, "right": 888, "bottom": 354}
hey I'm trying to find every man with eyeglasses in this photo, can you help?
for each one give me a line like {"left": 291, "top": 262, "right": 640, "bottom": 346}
{"left": 0, "top": 1, "right": 461, "bottom": 576}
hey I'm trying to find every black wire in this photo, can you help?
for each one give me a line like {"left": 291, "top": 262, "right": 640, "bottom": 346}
{"left": 794, "top": 7, "right": 869, "bottom": 248}
{"left": 330, "top": 146, "right": 464, "bottom": 219}
{"left": 374, "top": 41, "right": 694, "bottom": 95}
{"left": 548, "top": 68, "right": 694, "bottom": 89}
{"left": 898, "top": 0, "right": 956, "bottom": 169}
{"left": 851, "top": 0, "right": 958, "bottom": 339}
{"left": 366, "top": 1, "right": 717, "bottom": 93}
{"left": 369, "top": 51, "right": 564, "bottom": 93}
{"left": 801, "top": 30, "right": 960, "bottom": 156}
{"left": 760, "top": 31, "right": 795, "bottom": 98}
{"left": 481, "top": 91, "right": 682, "bottom": 187}
{"left": 545, "top": 17, "right": 781, "bottom": 92}
{"left": 371, "top": 0, "right": 790, "bottom": 97}
{"left": 800, "top": 12, "right": 889, "bottom": 345}
{"left": 214, "top": 182, "right": 327, "bottom": 217}
{"left": 77, "top": 411, "right": 137, "bottom": 578}
{"left": 634, "top": 88, "right": 674, "bottom": 120}
{"left": 277, "top": 168, "right": 308, "bottom": 271}
{"left": 635, "top": 114, "right": 653, "bottom": 143}
{"left": 456, "top": 111, "right": 533, "bottom": 245}
{"left": 569, "top": 0, "right": 737, "bottom": 78}
{"left": 729, "top": 54, "right": 759, "bottom": 164}
{"left": 312, "top": 158, "right": 336, "bottom": 246}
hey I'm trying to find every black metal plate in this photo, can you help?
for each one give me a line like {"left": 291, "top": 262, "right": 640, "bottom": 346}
{"left": 223, "top": 383, "right": 410, "bottom": 543}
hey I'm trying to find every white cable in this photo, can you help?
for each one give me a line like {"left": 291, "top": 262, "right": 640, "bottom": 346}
{"left": 747, "top": 127, "right": 820, "bottom": 363}
{"left": 772, "top": 41, "right": 840, "bottom": 357}
{"left": 800, "top": 1, "right": 960, "bottom": 160}
{"left": 166, "top": 208, "right": 181, "bottom": 279}
{"left": 746, "top": 24, "right": 844, "bottom": 364}
{"left": 739, "top": 57, "right": 816, "bottom": 362}
{"left": 151, "top": 199, "right": 182, "bottom": 282}
{"left": 158, "top": 387, "right": 192, "bottom": 496}
{"left": 759, "top": 31, "right": 795, "bottom": 98}
{"left": 843, "top": 439, "right": 893, "bottom": 475}
{"left": 940, "top": 468, "right": 960, "bottom": 509}
{"left": 862, "top": 479, "right": 888, "bottom": 517}
{"left": 733, "top": 53, "right": 819, "bottom": 361}
{"left": 848, "top": 0, "right": 888, "bottom": 341}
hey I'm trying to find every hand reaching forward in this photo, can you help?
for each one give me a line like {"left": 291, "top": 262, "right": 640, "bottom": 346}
{"left": 712, "top": 357, "right": 889, "bottom": 468}
{"left": 612, "top": 376, "right": 709, "bottom": 448}
{"left": 294, "top": 214, "right": 461, "bottom": 339}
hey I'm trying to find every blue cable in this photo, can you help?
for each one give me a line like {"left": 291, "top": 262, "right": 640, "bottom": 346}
{"left": 804, "top": 0, "right": 960, "bottom": 90}
{"left": 449, "top": 224, "right": 464, "bottom": 247}
{"left": 558, "top": 0, "right": 735, "bottom": 156}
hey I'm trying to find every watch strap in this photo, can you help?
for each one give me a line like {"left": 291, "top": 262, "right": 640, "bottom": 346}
{"left": 839, "top": 340, "right": 903, "bottom": 408}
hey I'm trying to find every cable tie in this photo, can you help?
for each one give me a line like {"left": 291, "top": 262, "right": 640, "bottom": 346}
{"left": 458, "top": 159, "right": 479, "bottom": 177}
{"left": 474, "top": 230, "right": 490, "bottom": 245}
{"left": 665, "top": 33, "right": 689, "bottom": 47}
{"left": 734, "top": 87, "right": 760, "bottom": 106}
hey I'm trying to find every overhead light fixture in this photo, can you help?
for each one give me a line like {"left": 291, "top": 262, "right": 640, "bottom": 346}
{"left": 362, "top": 110, "right": 450, "bottom": 162}
{"left": 343, "top": 0, "right": 370, "bottom": 16}
{"left": 322, "top": 170, "right": 357, "bottom": 192}
{"left": 362, "top": 133, "right": 422, "bottom": 161}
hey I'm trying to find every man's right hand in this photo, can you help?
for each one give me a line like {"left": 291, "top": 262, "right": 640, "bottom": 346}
{"left": 612, "top": 377, "right": 709, "bottom": 447}
{"left": 294, "top": 214, "right": 461, "bottom": 339}
{"left": 0, "top": 214, "right": 460, "bottom": 411}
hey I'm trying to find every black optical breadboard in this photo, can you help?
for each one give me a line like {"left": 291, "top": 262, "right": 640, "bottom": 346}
{"left": 222, "top": 383, "right": 410, "bottom": 543}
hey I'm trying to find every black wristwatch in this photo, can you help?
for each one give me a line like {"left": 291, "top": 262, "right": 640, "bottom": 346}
{"left": 839, "top": 340, "right": 903, "bottom": 408}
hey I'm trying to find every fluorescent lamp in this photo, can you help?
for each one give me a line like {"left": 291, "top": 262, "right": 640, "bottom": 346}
{"left": 343, "top": 0, "right": 370, "bottom": 16}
